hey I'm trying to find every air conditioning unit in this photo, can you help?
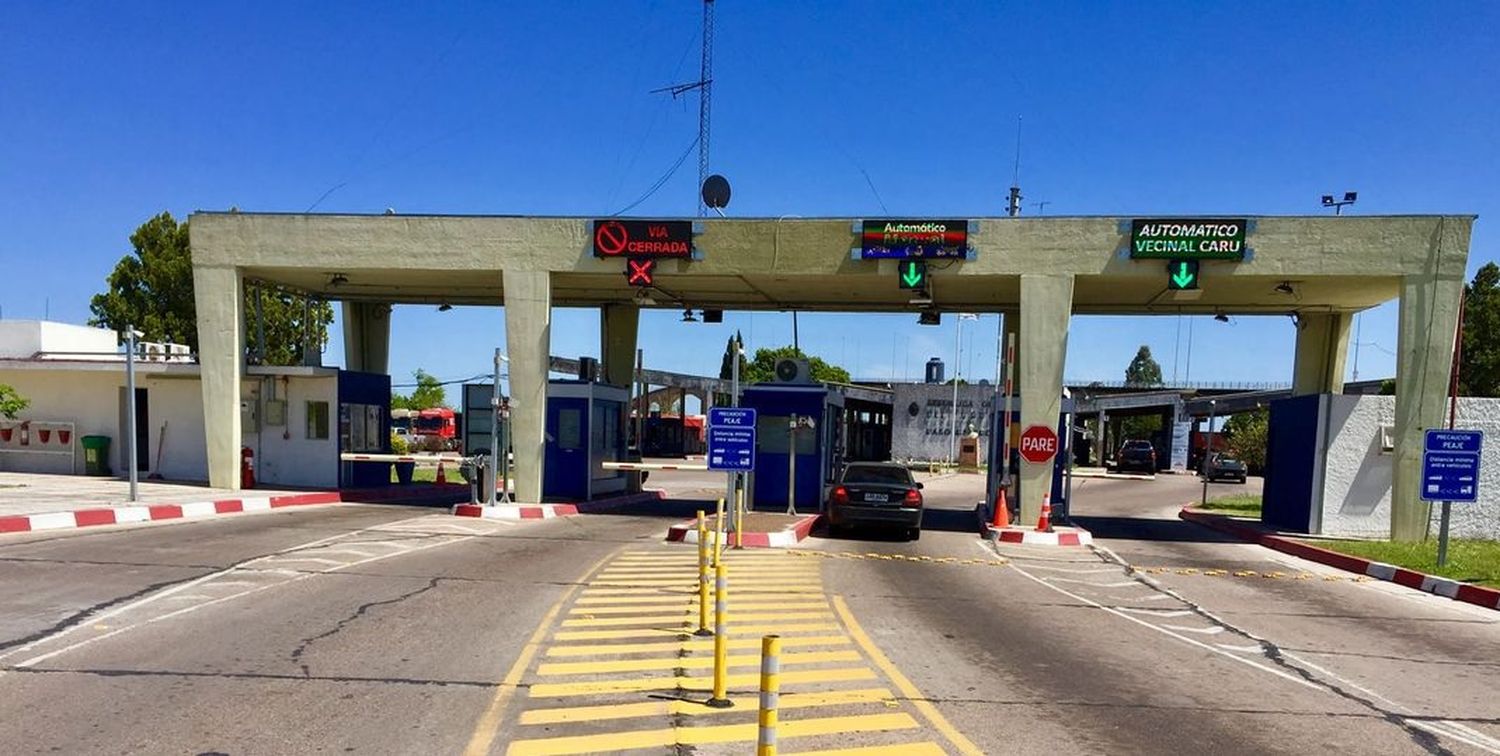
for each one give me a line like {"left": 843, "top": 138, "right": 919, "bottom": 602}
{"left": 143, "top": 342, "right": 167, "bottom": 362}
{"left": 773, "top": 358, "right": 812, "bottom": 384}
{"left": 166, "top": 343, "right": 193, "bottom": 363}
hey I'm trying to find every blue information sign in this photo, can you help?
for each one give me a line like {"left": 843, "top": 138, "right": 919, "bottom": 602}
{"left": 1421, "top": 429, "right": 1483, "bottom": 503}
{"left": 707, "top": 408, "right": 757, "bottom": 472}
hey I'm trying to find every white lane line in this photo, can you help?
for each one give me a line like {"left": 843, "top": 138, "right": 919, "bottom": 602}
{"left": 1431, "top": 720, "right": 1500, "bottom": 754}
{"left": 1011, "top": 564, "right": 1119, "bottom": 574}
{"left": 1045, "top": 577, "right": 1143, "bottom": 589}
{"left": 1114, "top": 607, "right": 1194, "bottom": 618}
{"left": 1215, "top": 643, "right": 1265, "bottom": 653}
{"left": 259, "top": 557, "right": 348, "bottom": 566}
{"left": 1008, "top": 563, "right": 1322, "bottom": 691}
{"left": 1110, "top": 593, "right": 1174, "bottom": 603}
{"left": 311, "top": 548, "right": 383, "bottom": 558}
{"left": 1161, "top": 624, "right": 1225, "bottom": 635}
{"left": 1411, "top": 721, "right": 1500, "bottom": 755}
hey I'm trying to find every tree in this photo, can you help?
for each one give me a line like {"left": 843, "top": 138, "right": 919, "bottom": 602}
{"left": 1125, "top": 345, "right": 1163, "bottom": 387}
{"left": 1459, "top": 262, "right": 1500, "bottom": 397}
{"left": 742, "top": 346, "right": 851, "bottom": 384}
{"left": 0, "top": 384, "right": 27, "bottom": 419}
{"left": 89, "top": 211, "right": 333, "bottom": 366}
{"left": 718, "top": 331, "right": 749, "bottom": 381}
{"left": 392, "top": 369, "right": 447, "bottom": 410}
{"left": 1224, "top": 408, "right": 1269, "bottom": 473}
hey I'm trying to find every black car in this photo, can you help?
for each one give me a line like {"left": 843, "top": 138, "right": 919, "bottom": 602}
{"left": 1204, "top": 453, "right": 1248, "bottom": 483}
{"left": 827, "top": 463, "right": 924, "bottom": 540}
{"left": 1115, "top": 439, "right": 1158, "bottom": 474}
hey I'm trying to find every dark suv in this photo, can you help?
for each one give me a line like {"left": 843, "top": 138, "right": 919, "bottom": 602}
{"left": 1116, "top": 440, "right": 1158, "bottom": 474}
{"left": 827, "top": 463, "right": 924, "bottom": 540}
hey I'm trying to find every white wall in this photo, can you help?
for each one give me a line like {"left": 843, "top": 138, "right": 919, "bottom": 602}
{"left": 244, "top": 375, "right": 339, "bottom": 488}
{"left": 0, "top": 321, "right": 119, "bottom": 358}
{"left": 1320, "top": 395, "right": 1500, "bottom": 540}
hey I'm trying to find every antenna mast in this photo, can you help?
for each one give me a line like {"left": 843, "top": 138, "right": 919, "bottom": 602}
{"left": 651, "top": 0, "right": 715, "bottom": 216}
{"left": 1007, "top": 116, "right": 1023, "bottom": 217}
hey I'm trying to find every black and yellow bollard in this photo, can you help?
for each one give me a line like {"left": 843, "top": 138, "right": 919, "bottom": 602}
{"left": 757, "top": 634, "right": 781, "bottom": 755}
{"left": 695, "top": 510, "right": 712, "bottom": 637}
{"left": 705, "top": 561, "right": 732, "bottom": 708}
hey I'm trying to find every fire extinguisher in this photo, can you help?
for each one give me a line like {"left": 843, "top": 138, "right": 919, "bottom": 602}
{"left": 241, "top": 447, "right": 256, "bottom": 489}
{"left": 19, "top": 421, "right": 30, "bottom": 447}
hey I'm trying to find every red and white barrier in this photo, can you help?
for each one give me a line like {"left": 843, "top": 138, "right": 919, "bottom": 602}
{"left": 340, "top": 453, "right": 468, "bottom": 466}
{"left": 602, "top": 462, "right": 710, "bottom": 472}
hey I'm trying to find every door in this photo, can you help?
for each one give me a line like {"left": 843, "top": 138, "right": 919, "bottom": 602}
{"left": 544, "top": 398, "right": 589, "bottom": 501}
{"left": 116, "top": 387, "right": 149, "bottom": 473}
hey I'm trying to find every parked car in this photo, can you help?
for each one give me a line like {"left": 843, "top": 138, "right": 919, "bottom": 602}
{"left": 1204, "top": 453, "right": 1248, "bottom": 483}
{"left": 1115, "top": 439, "right": 1158, "bottom": 474}
{"left": 827, "top": 462, "right": 924, "bottom": 540}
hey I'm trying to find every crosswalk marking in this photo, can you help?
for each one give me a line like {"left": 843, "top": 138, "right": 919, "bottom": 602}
{"left": 559, "top": 609, "right": 833, "bottom": 628}
{"left": 567, "top": 600, "right": 828, "bottom": 616}
{"left": 505, "top": 712, "right": 920, "bottom": 756}
{"left": 536, "top": 649, "right": 862, "bottom": 676}
{"left": 552, "top": 621, "right": 842, "bottom": 642}
{"left": 517, "top": 687, "right": 896, "bottom": 725}
{"left": 527, "top": 666, "right": 878, "bottom": 698}
{"left": 544, "top": 634, "right": 851, "bottom": 658}
{"left": 787, "top": 743, "right": 947, "bottom": 755}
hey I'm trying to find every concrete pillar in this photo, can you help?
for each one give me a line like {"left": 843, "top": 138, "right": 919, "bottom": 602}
{"left": 599, "top": 304, "right": 640, "bottom": 387}
{"left": 1002, "top": 308, "right": 1020, "bottom": 382}
{"left": 1291, "top": 312, "right": 1353, "bottom": 396}
{"left": 193, "top": 266, "right": 244, "bottom": 490}
{"left": 504, "top": 271, "right": 552, "bottom": 504}
{"left": 341, "top": 302, "right": 391, "bottom": 374}
{"left": 1391, "top": 274, "right": 1465, "bottom": 540}
{"left": 1018, "top": 275, "right": 1074, "bottom": 524}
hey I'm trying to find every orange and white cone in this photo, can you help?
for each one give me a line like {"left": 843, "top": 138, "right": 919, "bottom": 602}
{"left": 435, "top": 462, "right": 447, "bottom": 485}
{"left": 1036, "top": 492, "right": 1053, "bottom": 533}
{"left": 990, "top": 488, "right": 1011, "bottom": 529}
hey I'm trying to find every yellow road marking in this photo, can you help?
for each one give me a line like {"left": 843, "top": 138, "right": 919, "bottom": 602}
{"left": 550, "top": 621, "right": 839, "bottom": 642}
{"left": 568, "top": 600, "right": 827, "bottom": 616}
{"left": 518, "top": 687, "right": 895, "bottom": 725}
{"left": 536, "top": 649, "right": 861, "bottom": 675}
{"left": 579, "top": 586, "right": 825, "bottom": 596}
{"left": 460, "top": 551, "right": 614, "bottom": 756}
{"left": 594, "top": 569, "right": 813, "bottom": 579}
{"left": 505, "top": 712, "right": 919, "bottom": 755}
{"left": 787, "top": 743, "right": 946, "bottom": 755}
{"left": 833, "top": 596, "right": 984, "bottom": 756}
{"left": 574, "top": 592, "right": 817, "bottom": 605}
{"left": 544, "top": 634, "right": 850, "bottom": 657}
{"left": 527, "top": 666, "right": 877, "bottom": 698}
{"left": 560, "top": 610, "right": 832, "bottom": 627}
{"left": 587, "top": 578, "right": 824, "bottom": 587}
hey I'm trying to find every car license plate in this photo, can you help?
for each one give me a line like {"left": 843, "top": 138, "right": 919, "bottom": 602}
{"left": 865, "top": 493, "right": 889, "bottom": 503}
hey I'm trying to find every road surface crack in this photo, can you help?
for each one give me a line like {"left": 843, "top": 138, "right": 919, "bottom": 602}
{"left": 290, "top": 577, "right": 442, "bottom": 677}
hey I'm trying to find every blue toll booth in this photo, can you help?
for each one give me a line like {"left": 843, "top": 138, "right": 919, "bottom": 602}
{"left": 741, "top": 384, "right": 846, "bottom": 513}
{"left": 542, "top": 381, "right": 629, "bottom": 502}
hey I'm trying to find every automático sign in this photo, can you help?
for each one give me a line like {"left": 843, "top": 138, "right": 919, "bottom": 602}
{"left": 858, "top": 219, "right": 970, "bottom": 259}
{"left": 1130, "top": 219, "right": 1248, "bottom": 260}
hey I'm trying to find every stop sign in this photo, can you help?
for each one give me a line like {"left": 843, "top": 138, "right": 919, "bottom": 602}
{"left": 1019, "top": 425, "right": 1059, "bottom": 464}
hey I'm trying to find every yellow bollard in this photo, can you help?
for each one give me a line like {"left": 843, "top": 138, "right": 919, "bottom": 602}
{"left": 696, "top": 510, "right": 712, "bottom": 637}
{"left": 734, "top": 487, "right": 745, "bottom": 550}
{"left": 757, "top": 634, "right": 781, "bottom": 756}
{"left": 706, "top": 561, "right": 732, "bottom": 708}
{"left": 713, "top": 497, "right": 725, "bottom": 566}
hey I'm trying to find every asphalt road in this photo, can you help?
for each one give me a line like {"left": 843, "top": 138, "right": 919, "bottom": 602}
{"left": 0, "top": 472, "right": 1495, "bottom": 754}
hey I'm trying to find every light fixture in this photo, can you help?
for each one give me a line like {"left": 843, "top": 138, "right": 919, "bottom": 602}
{"left": 681, "top": 309, "right": 698, "bottom": 323}
{"left": 1214, "top": 312, "right": 1230, "bottom": 323}
{"left": 437, "top": 303, "right": 453, "bottom": 312}
{"left": 328, "top": 273, "right": 348, "bottom": 287}
{"left": 632, "top": 289, "right": 657, "bottom": 307}
{"left": 1320, "top": 190, "right": 1358, "bottom": 215}
{"left": 1275, "top": 281, "right": 1295, "bottom": 295}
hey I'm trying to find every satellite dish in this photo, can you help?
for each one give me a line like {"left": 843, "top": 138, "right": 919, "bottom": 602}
{"left": 701, "top": 174, "right": 732, "bottom": 210}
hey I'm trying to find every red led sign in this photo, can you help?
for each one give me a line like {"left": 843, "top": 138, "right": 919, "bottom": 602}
{"left": 593, "top": 220, "right": 694, "bottom": 258}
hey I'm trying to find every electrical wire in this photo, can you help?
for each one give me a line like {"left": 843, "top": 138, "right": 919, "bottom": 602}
{"left": 610, "top": 135, "right": 700, "bottom": 216}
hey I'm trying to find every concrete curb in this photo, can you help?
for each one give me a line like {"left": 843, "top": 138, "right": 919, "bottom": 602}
{"left": 0, "top": 492, "right": 343, "bottom": 535}
{"left": 985, "top": 524, "right": 1094, "bottom": 546}
{"left": 1179, "top": 507, "right": 1500, "bottom": 612}
{"left": 451, "top": 503, "right": 579, "bottom": 520}
{"left": 665, "top": 514, "right": 821, "bottom": 549}
{"left": 572, "top": 490, "right": 669, "bottom": 514}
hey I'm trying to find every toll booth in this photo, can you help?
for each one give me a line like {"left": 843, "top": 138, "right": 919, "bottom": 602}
{"left": 988, "top": 397, "right": 1074, "bottom": 519}
{"left": 542, "top": 381, "right": 628, "bottom": 501}
{"left": 741, "top": 384, "right": 846, "bottom": 513}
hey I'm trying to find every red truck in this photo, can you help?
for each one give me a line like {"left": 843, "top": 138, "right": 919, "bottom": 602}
{"left": 413, "top": 407, "right": 459, "bottom": 451}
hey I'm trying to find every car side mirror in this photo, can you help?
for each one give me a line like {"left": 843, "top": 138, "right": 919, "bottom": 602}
{"left": 915, "top": 482, "right": 924, "bottom": 489}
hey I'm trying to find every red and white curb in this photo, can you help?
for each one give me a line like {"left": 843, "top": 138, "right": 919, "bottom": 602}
{"left": 451, "top": 503, "right": 579, "bottom": 520}
{"left": 986, "top": 524, "right": 1093, "bottom": 546}
{"left": 0, "top": 492, "right": 343, "bottom": 535}
{"left": 1180, "top": 507, "right": 1500, "bottom": 612}
{"left": 666, "top": 514, "right": 821, "bottom": 549}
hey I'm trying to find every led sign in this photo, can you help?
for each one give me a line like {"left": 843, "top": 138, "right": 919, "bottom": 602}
{"left": 859, "top": 219, "right": 969, "bottom": 259}
{"left": 1130, "top": 219, "right": 1248, "bottom": 260}
{"left": 593, "top": 220, "right": 694, "bottom": 258}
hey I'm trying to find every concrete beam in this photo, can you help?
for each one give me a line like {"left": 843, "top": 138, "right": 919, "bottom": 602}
{"left": 1291, "top": 312, "right": 1352, "bottom": 396}
{"left": 1391, "top": 273, "right": 1465, "bottom": 540}
{"left": 504, "top": 271, "right": 551, "bottom": 504}
{"left": 599, "top": 304, "right": 640, "bottom": 388}
{"left": 192, "top": 265, "right": 244, "bottom": 490}
{"left": 1018, "top": 275, "right": 1073, "bottom": 523}
{"left": 341, "top": 302, "right": 391, "bottom": 374}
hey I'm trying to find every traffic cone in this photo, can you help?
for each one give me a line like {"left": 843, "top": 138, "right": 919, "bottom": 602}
{"left": 990, "top": 488, "right": 1011, "bottom": 529}
{"left": 1036, "top": 492, "right": 1053, "bottom": 533}
{"left": 435, "top": 462, "right": 447, "bottom": 485}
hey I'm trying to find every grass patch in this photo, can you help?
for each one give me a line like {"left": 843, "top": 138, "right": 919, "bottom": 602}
{"left": 1312, "top": 538, "right": 1500, "bottom": 588}
{"left": 388, "top": 466, "right": 462, "bottom": 484}
{"left": 1199, "top": 494, "right": 1262, "bottom": 517}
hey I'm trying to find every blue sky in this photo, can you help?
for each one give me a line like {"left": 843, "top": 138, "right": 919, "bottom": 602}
{"left": 2, "top": 2, "right": 1496, "bottom": 396}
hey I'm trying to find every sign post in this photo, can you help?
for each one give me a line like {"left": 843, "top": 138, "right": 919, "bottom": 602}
{"left": 1422, "top": 429, "right": 1483, "bottom": 567}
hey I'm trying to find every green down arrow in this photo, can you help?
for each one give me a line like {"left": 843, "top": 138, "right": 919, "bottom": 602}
{"left": 902, "top": 265, "right": 924, "bottom": 287}
{"left": 1171, "top": 262, "right": 1196, "bottom": 288}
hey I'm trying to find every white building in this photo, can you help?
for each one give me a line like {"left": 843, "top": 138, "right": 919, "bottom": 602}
{"left": 0, "top": 320, "right": 387, "bottom": 489}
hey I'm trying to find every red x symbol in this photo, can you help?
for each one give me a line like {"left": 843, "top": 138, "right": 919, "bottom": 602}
{"left": 626, "top": 257, "right": 655, "bottom": 286}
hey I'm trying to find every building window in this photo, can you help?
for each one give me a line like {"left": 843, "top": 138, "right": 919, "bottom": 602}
{"left": 307, "top": 401, "right": 330, "bottom": 440}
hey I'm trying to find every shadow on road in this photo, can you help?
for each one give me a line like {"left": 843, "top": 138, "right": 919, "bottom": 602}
{"left": 1069, "top": 514, "right": 1245, "bottom": 544}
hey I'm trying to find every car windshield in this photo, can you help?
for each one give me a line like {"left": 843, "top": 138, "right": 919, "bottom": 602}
{"left": 843, "top": 466, "right": 912, "bottom": 485}
{"left": 1218, "top": 457, "right": 1241, "bottom": 464}
{"left": 1123, "top": 441, "right": 1152, "bottom": 451}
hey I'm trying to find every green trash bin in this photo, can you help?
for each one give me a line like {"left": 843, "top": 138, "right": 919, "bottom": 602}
{"left": 82, "top": 435, "right": 111, "bottom": 476}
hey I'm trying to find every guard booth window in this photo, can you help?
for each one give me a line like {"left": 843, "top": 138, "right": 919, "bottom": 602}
{"left": 557, "top": 408, "right": 583, "bottom": 450}
{"left": 756, "top": 415, "right": 815, "bottom": 455}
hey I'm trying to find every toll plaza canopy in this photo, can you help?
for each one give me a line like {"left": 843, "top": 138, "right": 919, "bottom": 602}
{"left": 189, "top": 212, "right": 1473, "bottom": 539}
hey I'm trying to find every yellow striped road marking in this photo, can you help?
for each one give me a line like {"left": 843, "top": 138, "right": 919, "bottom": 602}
{"left": 560, "top": 610, "right": 832, "bottom": 628}
{"left": 527, "top": 666, "right": 877, "bottom": 698}
{"left": 587, "top": 578, "right": 823, "bottom": 587}
{"left": 568, "top": 600, "right": 828, "bottom": 616}
{"left": 552, "top": 621, "right": 839, "bottom": 642}
{"left": 518, "top": 686, "right": 895, "bottom": 725}
{"left": 617, "top": 551, "right": 792, "bottom": 558}
{"left": 536, "top": 648, "right": 861, "bottom": 675}
{"left": 544, "top": 634, "right": 850, "bottom": 657}
{"left": 579, "top": 586, "right": 825, "bottom": 596}
{"left": 505, "top": 712, "right": 919, "bottom": 755}
{"left": 787, "top": 743, "right": 946, "bottom": 756}
{"left": 573, "top": 591, "right": 817, "bottom": 605}
{"left": 595, "top": 569, "right": 813, "bottom": 579}
{"left": 833, "top": 596, "right": 983, "bottom": 756}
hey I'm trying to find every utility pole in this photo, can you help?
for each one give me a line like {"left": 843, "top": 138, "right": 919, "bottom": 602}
{"left": 654, "top": 1, "right": 715, "bottom": 215}
{"left": 1006, "top": 117, "right": 1023, "bottom": 217}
